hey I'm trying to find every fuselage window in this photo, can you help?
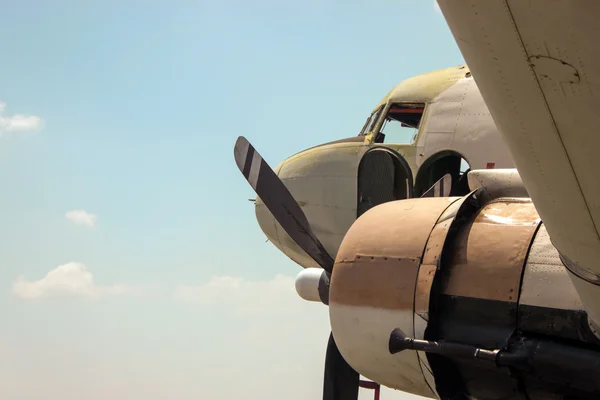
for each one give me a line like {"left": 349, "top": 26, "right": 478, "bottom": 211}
{"left": 377, "top": 103, "right": 425, "bottom": 144}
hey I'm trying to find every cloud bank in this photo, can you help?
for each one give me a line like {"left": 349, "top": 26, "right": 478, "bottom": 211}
{"left": 12, "top": 262, "right": 146, "bottom": 300}
{"left": 7, "top": 270, "right": 425, "bottom": 399}
{"left": 65, "top": 209, "right": 97, "bottom": 227}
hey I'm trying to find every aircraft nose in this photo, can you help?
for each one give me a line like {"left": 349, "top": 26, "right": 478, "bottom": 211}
{"left": 253, "top": 144, "right": 364, "bottom": 269}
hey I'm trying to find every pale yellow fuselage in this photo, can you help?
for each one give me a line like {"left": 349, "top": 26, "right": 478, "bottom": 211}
{"left": 256, "top": 64, "right": 515, "bottom": 270}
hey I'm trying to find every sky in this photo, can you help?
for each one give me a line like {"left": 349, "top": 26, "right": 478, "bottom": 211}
{"left": 0, "top": 1, "right": 465, "bottom": 399}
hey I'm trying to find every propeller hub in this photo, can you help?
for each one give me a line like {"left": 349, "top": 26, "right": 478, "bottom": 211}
{"left": 295, "top": 268, "right": 330, "bottom": 304}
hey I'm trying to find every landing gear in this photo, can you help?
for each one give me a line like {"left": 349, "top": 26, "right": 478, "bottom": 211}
{"left": 359, "top": 380, "right": 381, "bottom": 400}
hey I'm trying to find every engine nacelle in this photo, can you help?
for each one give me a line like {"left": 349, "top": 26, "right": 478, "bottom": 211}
{"left": 329, "top": 196, "right": 464, "bottom": 398}
{"left": 328, "top": 192, "right": 600, "bottom": 399}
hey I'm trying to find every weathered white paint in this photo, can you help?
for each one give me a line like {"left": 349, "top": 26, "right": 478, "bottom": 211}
{"left": 329, "top": 302, "right": 436, "bottom": 398}
{"left": 255, "top": 142, "right": 368, "bottom": 269}
{"left": 416, "top": 76, "right": 515, "bottom": 170}
{"left": 467, "top": 169, "right": 528, "bottom": 202}
{"left": 438, "top": 0, "right": 600, "bottom": 331}
{"left": 520, "top": 224, "right": 583, "bottom": 310}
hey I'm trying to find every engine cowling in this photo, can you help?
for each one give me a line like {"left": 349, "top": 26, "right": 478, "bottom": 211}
{"left": 328, "top": 193, "right": 600, "bottom": 399}
{"left": 328, "top": 196, "right": 463, "bottom": 398}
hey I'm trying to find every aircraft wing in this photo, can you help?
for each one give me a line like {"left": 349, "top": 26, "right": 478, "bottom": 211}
{"left": 437, "top": 0, "right": 600, "bottom": 324}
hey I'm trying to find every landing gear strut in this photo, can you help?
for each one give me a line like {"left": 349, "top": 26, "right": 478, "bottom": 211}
{"left": 359, "top": 380, "right": 381, "bottom": 400}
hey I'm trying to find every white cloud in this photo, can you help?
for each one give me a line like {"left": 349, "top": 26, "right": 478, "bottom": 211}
{"left": 0, "top": 101, "right": 43, "bottom": 134}
{"left": 65, "top": 209, "right": 97, "bottom": 227}
{"left": 12, "top": 262, "right": 147, "bottom": 300}
{"left": 0, "top": 115, "right": 43, "bottom": 132}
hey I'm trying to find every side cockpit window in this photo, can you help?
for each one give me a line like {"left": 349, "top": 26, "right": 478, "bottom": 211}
{"left": 377, "top": 103, "right": 425, "bottom": 144}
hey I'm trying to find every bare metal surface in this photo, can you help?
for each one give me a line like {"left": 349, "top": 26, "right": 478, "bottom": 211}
{"left": 443, "top": 199, "right": 541, "bottom": 302}
{"left": 331, "top": 197, "right": 460, "bottom": 310}
{"left": 331, "top": 256, "right": 420, "bottom": 310}
{"left": 467, "top": 168, "right": 529, "bottom": 202}
{"left": 520, "top": 223, "right": 582, "bottom": 310}
{"left": 415, "top": 197, "right": 465, "bottom": 316}
{"left": 334, "top": 197, "right": 459, "bottom": 265}
{"left": 415, "top": 264, "right": 437, "bottom": 318}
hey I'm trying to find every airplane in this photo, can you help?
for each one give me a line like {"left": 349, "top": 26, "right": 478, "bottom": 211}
{"left": 233, "top": 1, "right": 600, "bottom": 399}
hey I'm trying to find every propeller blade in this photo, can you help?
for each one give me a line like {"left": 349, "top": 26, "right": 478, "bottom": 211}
{"left": 420, "top": 173, "right": 452, "bottom": 198}
{"left": 323, "top": 332, "right": 360, "bottom": 400}
{"left": 234, "top": 136, "right": 335, "bottom": 273}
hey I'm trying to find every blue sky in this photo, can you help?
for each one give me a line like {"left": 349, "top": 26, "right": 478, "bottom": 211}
{"left": 0, "top": 1, "right": 464, "bottom": 399}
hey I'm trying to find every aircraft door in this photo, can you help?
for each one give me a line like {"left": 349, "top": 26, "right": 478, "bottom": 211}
{"left": 357, "top": 148, "right": 413, "bottom": 217}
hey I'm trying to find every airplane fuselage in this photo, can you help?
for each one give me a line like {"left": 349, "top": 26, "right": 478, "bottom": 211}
{"left": 255, "top": 65, "right": 516, "bottom": 270}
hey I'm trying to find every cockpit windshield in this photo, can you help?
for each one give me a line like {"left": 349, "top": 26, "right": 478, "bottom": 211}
{"left": 377, "top": 103, "right": 425, "bottom": 144}
{"left": 359, "top": 106, "right": 384, "bottom": 136}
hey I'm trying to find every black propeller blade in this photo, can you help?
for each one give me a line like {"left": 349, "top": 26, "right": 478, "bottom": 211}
{"left": 420, "top": 173, "right": 452, "bottom": 198}
{"left": 234, "top": 136, "right": 335, "bottom": 272}
{"left": 234, "top": 137, "right": 360, "bottom": 400}
{"left": 324, "top": 332, "right": 360, "bottom": 400}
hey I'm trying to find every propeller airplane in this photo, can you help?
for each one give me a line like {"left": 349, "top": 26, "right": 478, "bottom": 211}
{"left": 234, "top": 1, "right": 600, "bottom": 399}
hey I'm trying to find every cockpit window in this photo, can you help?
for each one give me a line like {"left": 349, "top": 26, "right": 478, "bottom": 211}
{"left": 360, "top": 106, "right": 384, "bottom": 136}
{"left": 359, "top": 116, "right": 371, "bottom": 136}
{"left": 376, "top": 103, "right": 425, "bottom": 144}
